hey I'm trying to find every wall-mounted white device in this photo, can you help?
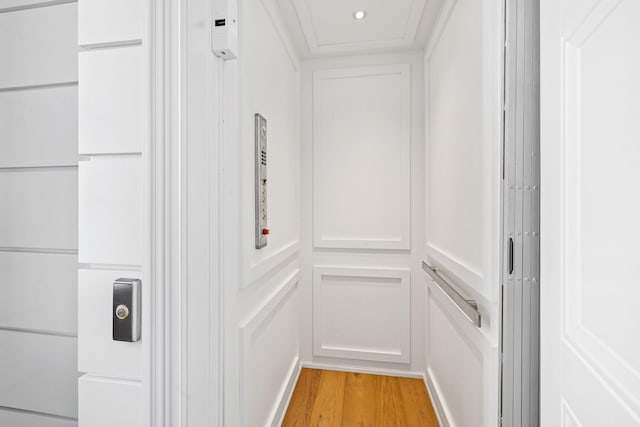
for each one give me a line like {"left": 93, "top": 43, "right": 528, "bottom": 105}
{"left": 212, "top": 0, "right": 238, "bottom": 59}
{"left": 255, "top": 114, "right": 268, "bottom": 249}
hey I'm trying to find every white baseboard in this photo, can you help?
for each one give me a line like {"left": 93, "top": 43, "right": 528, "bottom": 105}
{"left": 271, "top": 357, "right": 302, "bottom": 427}
{"left": 300, "top": 361, "right": 424, "bottom": 379}
{"left": 423, "top": 371, "right": 449, "bottom": 427}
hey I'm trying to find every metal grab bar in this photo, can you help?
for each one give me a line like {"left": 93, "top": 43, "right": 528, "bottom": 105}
{"left": 422, "top": 261, "right": 482, "bottom": 327}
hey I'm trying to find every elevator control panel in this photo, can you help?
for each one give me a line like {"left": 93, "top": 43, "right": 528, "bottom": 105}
{"left": 255, "top": 114, "right": 268, "bottom": 249}
{"left": 113, "top": 278, "right": 141, "bottom": 342}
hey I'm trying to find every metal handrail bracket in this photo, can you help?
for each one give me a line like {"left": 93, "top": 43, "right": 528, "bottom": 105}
{"left": 422, "top": 261, "right": 482, "bottom": 327}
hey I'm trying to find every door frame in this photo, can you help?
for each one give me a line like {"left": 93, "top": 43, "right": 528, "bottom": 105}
{"left": 145, "top": 0, "right": 224, "bottom": 425}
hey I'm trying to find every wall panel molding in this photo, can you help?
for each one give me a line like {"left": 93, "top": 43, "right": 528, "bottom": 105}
{"left": 424, "top": 0, "right": 502, "bottom": 304}
{"left": 239, "top": 270, "right": 300, "bottom": 426}
{"left": 561, "top": 399, "right": 583, "bottom": 427}
{"left": 239, "top": 0, "right": 301, "bottom": 289}
{"left": 313, "top": 266, "right": 411, "bottom": 363}
{"left": 425, "top": 281, "right": 498, "bottom": 427}
{"left": 561, "top": 0, "right": 640, "bottom": 416}
{"left": 312, "top": 64, "right": 411, "bottom": 251}
{"left": 426, "top": 243, "right": 486, "bottom": 301}
{"left": 242, "top": 242, "right": 299, "bottom": 288}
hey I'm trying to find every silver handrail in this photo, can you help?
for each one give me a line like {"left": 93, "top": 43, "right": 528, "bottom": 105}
{"left": 422, "top": 261, "right": 481, "bottom": 327}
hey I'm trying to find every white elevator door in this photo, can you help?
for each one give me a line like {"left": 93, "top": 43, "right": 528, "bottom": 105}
{"left": 541, "top": 0, "right": 640, "bottom": 425}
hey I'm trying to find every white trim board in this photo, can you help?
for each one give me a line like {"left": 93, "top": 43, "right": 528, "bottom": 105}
{"left": 423, "top": 372, "right": 449, "bottom": 427}
{"left": 271, "top": 359, "right": 302, "bottom": 427}
{"left": 300, "top": 362, "right": 424, "bottom": 380}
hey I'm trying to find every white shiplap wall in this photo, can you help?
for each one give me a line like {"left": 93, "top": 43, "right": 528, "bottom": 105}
{"left": 0, "top": 2, "right": 78, "bottom": 426}
{"left": 76, "top": 0, "right": 145, "bottom": 426}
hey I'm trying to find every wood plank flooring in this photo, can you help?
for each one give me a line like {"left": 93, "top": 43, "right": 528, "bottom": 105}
{"left": 282, "top": 369, "right": 439, "bottom": 426}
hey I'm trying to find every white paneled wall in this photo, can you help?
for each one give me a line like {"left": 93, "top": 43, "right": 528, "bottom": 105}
{"left": 312, "top": 65, "right": 411, "bottom": 250}
{"left": 425, "top": 285, "right": 486, "bottom": 426}
{"left": 78, "top": 46, "right": 142, "bottom": 154}
{"left": 239, "top": 271, "right": 300, "bottom": 427}
{"left": 78, "top": 376, "right": 143, "bottom": 426}
{"left": 0, "top": 169, "right": 78, "bottom": 249}
{"left": 78, "top": 157, "right": 142, "bottom": 265}
{"left": 240, "top": 0, "right": 300, "bottom": 287}
{"left": 0, "top": 85, "right": 78, "bottom": 167}
{"left": 78, "top": 269, "right": 143, "bottom": 379}
{"left": 0, "top": 409, "right": 78, "bottom": 427}
{"left": 313, "top": 267, "right": 411, "bottom": 363}
{"left": 426, "top": 0, "right": 501, "bottom": 301}
{"left": 78, "top": 0, "right": 142, "bottom": 46}
{"left": 300, "top": 51, "right": 425, "bottom": 375}
{"left": 423, "top": 0, "right": 503, "bottom": 425}
{"left": 0, "top": 2, "right": 79, "bottom": 425}
{"left": 0, "top": 4, "right": 77, "bottom": 87}
{"left": 222, "top": 0, "right": 301, "bottom": 425}
{"left": 77, "top": 0, "right": 145, "bottom": 425}
{"left": 0, "top": 252, "right": 77, "bottom": 334}
{"left": 0, "top": 331, "right": 78, "bottom": 417}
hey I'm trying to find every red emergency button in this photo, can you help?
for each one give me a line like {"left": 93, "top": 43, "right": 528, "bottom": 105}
{"left": 262, "top": 228, "right": 270, "bottom": 235}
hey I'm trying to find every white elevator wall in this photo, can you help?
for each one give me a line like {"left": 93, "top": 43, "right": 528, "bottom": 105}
{"left": 0, "top": 2, "right": 79, "bottom": 425}
{"left": 423, "top": 0, "right": 503, "bottom": 425}
{"left": 300, "top": 50, "right": 426, "bottom": 374}
{"left": 221, "top": 0, "right": 302, "bottom": 425}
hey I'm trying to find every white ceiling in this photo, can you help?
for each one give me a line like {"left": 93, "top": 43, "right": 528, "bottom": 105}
{"left": 275, "top": 0, "right": 444, "bottom": 57}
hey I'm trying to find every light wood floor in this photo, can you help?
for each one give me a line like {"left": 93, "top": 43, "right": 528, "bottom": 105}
{"left": 282, "top": 368, "right": 439, "bottom": 426}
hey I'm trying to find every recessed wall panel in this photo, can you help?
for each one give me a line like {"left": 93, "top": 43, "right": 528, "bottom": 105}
{"left": 561, "top": 0, "right": 640, "bottom": 417}
{"left": 241, "top": 274, "right": 300, "bottom": 426}
{"left": 426, "top": 287, "right": 483, "bottom": 427}
{"left": 312, "top": 65, "right": 411, "bottom": 250}
{"left": 313, "top": 266, "right": 411, "bottom": 363}
{"left": 427, "top": 0, "right": 493, "bottom": 297}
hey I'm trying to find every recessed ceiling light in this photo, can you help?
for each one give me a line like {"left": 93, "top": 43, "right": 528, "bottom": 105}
{"left": 353, "top": 10, "right": 367, "bottom": 20}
